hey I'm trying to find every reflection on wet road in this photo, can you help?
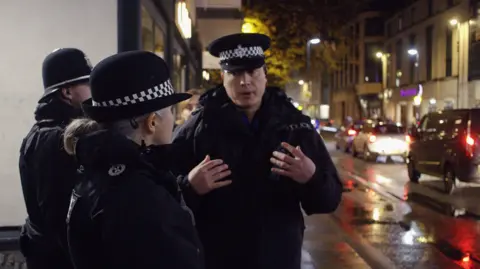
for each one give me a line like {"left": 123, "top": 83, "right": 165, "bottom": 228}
{"left": 328, "top": 142, "right": 480, "bottom": 268}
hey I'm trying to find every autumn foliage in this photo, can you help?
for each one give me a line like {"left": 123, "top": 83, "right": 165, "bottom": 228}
{"left": 242, "top": 0, "right": 370, "bottom": 87}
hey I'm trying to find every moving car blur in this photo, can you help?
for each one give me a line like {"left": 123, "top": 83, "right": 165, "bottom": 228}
{"left": 351, "top": 120, "right": 408, "bottom": 163}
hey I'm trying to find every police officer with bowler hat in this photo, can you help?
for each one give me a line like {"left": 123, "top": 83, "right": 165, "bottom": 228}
{"left": 172, "top": 33, "right": 342, "bottom": 269}
{"left": 18, "top": 48, "right": 92, "bottom": 269}
{"left": 63, "top": 51, "right": 204, "bottom": 269}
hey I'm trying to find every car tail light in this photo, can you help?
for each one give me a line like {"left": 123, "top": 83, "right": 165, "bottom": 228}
{"left": 467, "top": 135, "right": 475, "bottom": 146}
{"left": 466, "top": 134, "right": 476, "bottom": 157}
{"left": 369, "top": 135, "right": 376, "bottom": 143}
{"left": 348, "top": 129, "right": 357, "bottom": 136}
{"left": 406, "top": 135, "right": 411, "bottom": 144}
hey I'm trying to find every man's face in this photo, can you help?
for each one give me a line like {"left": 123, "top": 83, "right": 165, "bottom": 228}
{"left": 66, "top": 83, "right": 91, "bottom": 108}
{"left": 222, "top": 66, "right": 267, "bottom": 110}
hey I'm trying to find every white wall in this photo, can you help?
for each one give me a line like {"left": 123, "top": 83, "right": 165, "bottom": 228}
{"left": 0, "top": 0, "right": 118, "bottom": 226}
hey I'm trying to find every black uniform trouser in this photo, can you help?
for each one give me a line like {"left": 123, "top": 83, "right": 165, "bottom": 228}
{"left": 20, "top": 225, "right": 74, "bottom": 269}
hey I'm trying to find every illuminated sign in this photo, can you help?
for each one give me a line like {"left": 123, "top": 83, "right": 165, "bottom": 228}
{"left": 176, "top": 1, "right": 192, "bottom": 39}
{"left": 400, "top": 88, "right": 417, "bottom": 96}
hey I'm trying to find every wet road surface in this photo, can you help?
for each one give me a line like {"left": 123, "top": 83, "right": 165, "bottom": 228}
{"left": 326, "top": 141, "right": 480, "bottom": 269}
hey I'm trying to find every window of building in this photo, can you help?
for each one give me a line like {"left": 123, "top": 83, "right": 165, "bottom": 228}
{"left": 141, "top": 6, "right": 154, "bottom": 52}
{"left": 364, "top": 42, "right": 383, "bottom": 83}
{"left": 395, "top": 39, "right": 403, "bottom": 71}
{"left": 411, "top": 7, "right": 415, "bottom": 24}
{"left": 355, "top": 65, "right": 359, "bottom": 83}
{"left": 398, "top": 14, "right": 403, "bottom": 31}
{"left": 154, "top": 26, "right": 165, "bottom": 58}
{"left": 365, "top": 17, "right": 384, "bottom": 36}
{"left": 446, "top": 27, "right": 453, "bottom": 77}
{"left": 428, "top": 0, "right": 433, "bottom": 16}
{"left": 386, "top": 22, "right": 391, "bottom": 37}
{"left": 386, "top": 44, "right": 392, "bottom": 87}
{"left": 447, "top": 0, "right": 454, "bottom": 7}
{"left": 426, "top": 25, "right": 434, "bottom": 80}
{"left": 409, "top": 34, "right": 416, "bottom": 83}
{"left": 350, "top": 64, "right": 355, "bottom": 83}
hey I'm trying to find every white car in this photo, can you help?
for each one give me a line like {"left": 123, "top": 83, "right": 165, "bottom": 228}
{"left": 351, "top": 121, "right": 408, "bottom": 163}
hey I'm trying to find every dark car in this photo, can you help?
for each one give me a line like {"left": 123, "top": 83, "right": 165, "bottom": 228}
{"left": 335, "top": 123, "right": 363, "bottom": 153}
{"left": 407, "top": 109, "right": 480, "bottom": 194}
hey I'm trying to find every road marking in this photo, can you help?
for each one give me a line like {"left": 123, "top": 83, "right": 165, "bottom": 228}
{"left": 327, "top": 214, "right": 396, "bottom": 269}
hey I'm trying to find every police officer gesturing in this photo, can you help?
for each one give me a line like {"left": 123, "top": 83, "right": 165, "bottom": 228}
{"left": 172, "top": 33, "right": 342, "bottom": 269}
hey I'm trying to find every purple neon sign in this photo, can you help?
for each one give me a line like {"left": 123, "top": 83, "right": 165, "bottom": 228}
{"left": 400, "top": 88, "right": 417, "bottom": 97}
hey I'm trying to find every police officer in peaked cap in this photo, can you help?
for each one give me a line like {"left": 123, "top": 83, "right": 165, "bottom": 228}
{"left": 63, "top": 51, "right": 204, "bottom": 269}
{"left": 171, "top": 33, "right": 343, "bottom": 269}
{"left": 18, "top": 48, "right": 92, "bottom": 269}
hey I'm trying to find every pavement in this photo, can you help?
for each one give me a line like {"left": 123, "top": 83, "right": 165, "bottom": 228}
{"left": 3, "top": 137, "right": 480, "bottom": 269}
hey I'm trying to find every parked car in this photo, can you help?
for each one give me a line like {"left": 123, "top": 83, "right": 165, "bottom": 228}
{"left": 335, "top": 122, "right": 363, "bottom": 153}
{"left": 352, "top": 120, "right": 407, "bottom": 162}
{"left": 407, "top": 109, "right": 480, "bottom": 194}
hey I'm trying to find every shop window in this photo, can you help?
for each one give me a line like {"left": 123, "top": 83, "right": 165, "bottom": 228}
{"left": 154, "top": 26, "right": 165, "bottom": 58}
{"left": 172, "top": 52, "right": 183, "bottom": 93}
{"left": 141, "top": 6, "right": 154, "bottom": 52}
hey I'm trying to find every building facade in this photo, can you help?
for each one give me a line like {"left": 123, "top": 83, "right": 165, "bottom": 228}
{"left": 382, "top": 0, "right": 480, "bottom": 126}
{"left": 140, "top": 0, "right": 203, "bottom": 121}
{"left": 330, "top": 11, "right": 385, "bottom": 124}
{"left": 196, "top": 0, "right": 243, "bottom": 88}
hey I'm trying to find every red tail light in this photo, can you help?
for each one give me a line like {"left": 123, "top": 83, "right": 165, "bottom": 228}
{"left": 369, "top": 135, "right": 376, "bottom": 143}
{"left": 466, "top": 134, "right": 476, "bottom": 157}
{"left": 347, "top": 129, "right": 357, "bottom": 136}
{"left": 467, "top": 135, "right": 475, "bottom": 146}
{"left": 406, "top": 135, "right": 411, "bottom": 144}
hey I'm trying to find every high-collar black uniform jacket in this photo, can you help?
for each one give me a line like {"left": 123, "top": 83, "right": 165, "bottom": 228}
{"left": 66, "top": 130, "right": 204, "bottom": 269}
{"left": 18, "top": 98, "right": 83, "bottom": 268}
{"left": 171, "top": 86, "right": 342, "bottom": 269}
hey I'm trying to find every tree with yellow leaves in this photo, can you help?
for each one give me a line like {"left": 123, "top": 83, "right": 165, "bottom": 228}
{"left": 242, "top": 0, "right": 371, "bottom": 87}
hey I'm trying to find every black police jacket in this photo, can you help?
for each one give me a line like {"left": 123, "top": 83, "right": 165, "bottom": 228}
{"left": 172, "top": 86, "right": 342, "bottom": 269}
{"left": 66, "top": 130, "right": 204, "bottom": 269}
{"left": 18, "top": 97, "right": 82, "bottom": 263}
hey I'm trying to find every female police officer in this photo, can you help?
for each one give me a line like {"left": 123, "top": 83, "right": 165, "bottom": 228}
{"left": 62, "top": 51, "right": 205, "bottom": 269}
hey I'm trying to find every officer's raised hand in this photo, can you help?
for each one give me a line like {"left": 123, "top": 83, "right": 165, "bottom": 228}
{"left": 270, "top": 142, "right": 316, "bottom": 184}
{"left": 188, "top": 155, "right": 232, "bottom": 195}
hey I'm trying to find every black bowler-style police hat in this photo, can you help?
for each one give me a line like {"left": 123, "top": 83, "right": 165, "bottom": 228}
{"left": 82, "top": 51, "right": 191, "bottom": 123}
{"left": 41, "top": 48, "right": 92, "bottom": 101}
{"left": 207, "top": 33, "right": 271, "bottom": 72}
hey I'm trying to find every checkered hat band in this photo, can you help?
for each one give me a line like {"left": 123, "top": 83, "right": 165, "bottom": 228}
{"left": 92, "top": 80, "right": 175, "bottom": 107}
{"left": 219, "top": 46, "right": 264, "bottom": 61}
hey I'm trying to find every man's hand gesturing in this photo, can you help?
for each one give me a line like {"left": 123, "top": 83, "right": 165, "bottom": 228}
{"left": 188, "top": 155, "right": 232, "bottom": 195}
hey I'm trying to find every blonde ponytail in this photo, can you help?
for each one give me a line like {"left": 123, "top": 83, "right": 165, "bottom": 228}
{"left": 63, "top": 118, "right": 102, "bottom": 155}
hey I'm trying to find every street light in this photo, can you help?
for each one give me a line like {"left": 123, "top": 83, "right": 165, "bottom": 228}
{"left": 298, "top": 80, "right": 305, "bottom": 85}
{"left": 407, "top": 49, "right": 418, "bottom": 56}
{"left": 306, "top": 37, "right": 321, "bottom": 74}
{"left": 449, "top": 18, "right": 459, "bottom": 26}
{"left": 375, "top": 51, "right": 390, "bottom": 117}
{"left": 241, "top": 22, "right": 255, "bottom": 33}
{"left": 449, "top": 17, "right": 462, "bottom": 108}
